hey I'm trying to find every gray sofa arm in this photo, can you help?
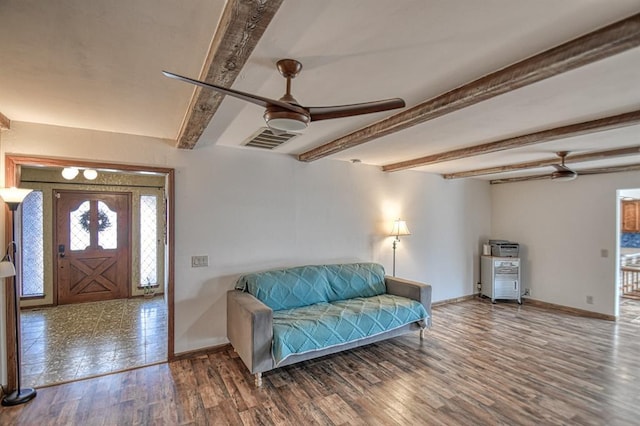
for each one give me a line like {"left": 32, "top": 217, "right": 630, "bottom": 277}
{"left": 227, "top": 290, "right": 274, "bottom": 375}
{"left": 385, "top": 276, "right": 432, "bottom": 326}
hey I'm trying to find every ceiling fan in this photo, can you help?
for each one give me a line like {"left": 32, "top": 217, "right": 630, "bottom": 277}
{"left": 163, "top": 59, "right": 406, "bottom": 132}
{"left": 551, "top": 151, "right": 577, "bottom": 181}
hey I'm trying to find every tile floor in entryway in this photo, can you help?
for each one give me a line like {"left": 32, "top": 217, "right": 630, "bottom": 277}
{"left": 20, "top": 295, "right": 167, "bottom": 388}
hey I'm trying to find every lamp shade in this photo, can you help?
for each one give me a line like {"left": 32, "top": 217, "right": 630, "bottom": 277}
{"left": 0, "top": 260, "right": 16, "bottom": 278}
{"left": 390, "top": 219, "right": 411, "bottom": 237}
{"left": 0, "top": 187, "right": 33, "bottom": 210}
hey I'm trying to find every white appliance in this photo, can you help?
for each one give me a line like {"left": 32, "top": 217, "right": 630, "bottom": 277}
{"left": 481, "top": 256, "right": 522, "bottom": 304}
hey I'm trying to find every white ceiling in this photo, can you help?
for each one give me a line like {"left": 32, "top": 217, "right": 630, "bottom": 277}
{"left": 1, "top": 0, "right": 639, "bottom": 181}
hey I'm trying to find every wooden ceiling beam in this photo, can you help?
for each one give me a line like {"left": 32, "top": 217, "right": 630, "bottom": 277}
{"left": 490, "top": 163, "right": 640, "bottom": 185}
{"left": 0, "top": 112, "right": 10, "bottom": 130}
{"left": 383, "top": 110, "right": 640, "bottom": 172}
{"left": 444, "top": 145, "right": 640, "bottom": 179}
{"left": 297, "top": 12, "right": 640, "bottom": 163}
{"left": 176, "top": 0, "right": 284, "bottom": 149}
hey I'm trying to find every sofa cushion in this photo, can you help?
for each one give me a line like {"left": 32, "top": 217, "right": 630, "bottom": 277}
{"left": 325, "top": 263, "right": 386, "bottom": 302}
{"left": 271, "top": 294, "right": 428, "bottom": 365}
{"left": 236, "top": 265, "right": 332, "bottom": 311}
{"left": 236, "top": 263, "right": 386, "bottom": 311}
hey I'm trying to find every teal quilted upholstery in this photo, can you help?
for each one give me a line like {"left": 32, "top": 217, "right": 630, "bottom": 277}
{"left": 271, "top": 294, "right": 428, "bottom": 365}
{"left": 236, "top": 263, "right": 386, "bottom": 311}
{"left": 325, "top": 263, "right": 386, "bottom": 301}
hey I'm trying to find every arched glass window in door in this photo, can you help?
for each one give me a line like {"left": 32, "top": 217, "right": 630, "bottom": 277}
{"left": 70, "top": 201, "right": 90, "bottom": 251}
{"left": 70, "top": 200, "right": 117, "bottom": 250}
{"left": 97, "top": 201, "right": 117, "bottom": 249}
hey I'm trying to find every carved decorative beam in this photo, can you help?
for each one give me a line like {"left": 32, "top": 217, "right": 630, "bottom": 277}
{"left": 298, "top": 12, "right": 640, "bottom": 163}
{"left": 176, "top": 0, "right": 284, "bottom": 149}
{"left": 0, "top": 112, "right": 10, "bottom": 130}
{"left": 444, "top": 145, "right": 640, "bottom": 179}
{"left": 384, "top": 110, "right": 640, "bottom": 172}
{"left": 490, "top": 163, "right": 640, "bottom": 184}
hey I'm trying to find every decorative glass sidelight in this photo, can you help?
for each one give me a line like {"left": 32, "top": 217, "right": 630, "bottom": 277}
{"left": 21, "top": 191, "right": 44, "bottom": 296}
{"left": 140, "top": 195, "right": 158, "bottom": 286}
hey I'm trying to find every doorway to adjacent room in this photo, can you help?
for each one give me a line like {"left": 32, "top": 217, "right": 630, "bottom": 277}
{"left": 617, "top": 188, "right": 640, "bottom": 318}
{"left": 3, "top": 154, "right": 175, "bottom": 389}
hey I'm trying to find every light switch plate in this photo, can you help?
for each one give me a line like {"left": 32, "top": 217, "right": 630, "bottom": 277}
{"left": 191, "top": 255, "right": 209, "bottom": 267}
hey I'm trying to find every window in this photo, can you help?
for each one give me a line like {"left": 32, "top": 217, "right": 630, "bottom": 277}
{"left": 70, "top": 201, "right": 90, "bottom": 251}
{"left": 21, "top": 191, "right": 44, "bottom": 296}
{"left": 97, "top": 201, "right": 117, "bottom": 249}
{"left": 140, "top": 195, "right": 158, "bottom": 286}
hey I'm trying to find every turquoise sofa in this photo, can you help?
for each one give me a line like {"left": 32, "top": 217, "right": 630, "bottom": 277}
{"left": 227, "top": 263, "right": 432, "bottom": 386}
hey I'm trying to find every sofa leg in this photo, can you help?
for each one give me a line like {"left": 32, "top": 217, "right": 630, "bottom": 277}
{"left": 420, "top": 328, "right": 426, "bottom": 340}
{"left": 254, "top": 373, "right": 262, "bottom": 388}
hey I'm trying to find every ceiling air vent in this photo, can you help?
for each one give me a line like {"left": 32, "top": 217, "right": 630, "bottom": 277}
{"left": 242, "top": 128, "right": 298, "bottom": 150}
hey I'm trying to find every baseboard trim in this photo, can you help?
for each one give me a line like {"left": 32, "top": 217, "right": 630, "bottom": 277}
{"left": 434, "top": 293, "right": 616, "bottom": 321}
{"left": 172, "top": 343, "right": 231, "bottom": 361}
{"left": 523, "top": 298, "right": 616, "bottom": 321}
{"left": 432, "top": 293, "right": 479, "bottom": 307}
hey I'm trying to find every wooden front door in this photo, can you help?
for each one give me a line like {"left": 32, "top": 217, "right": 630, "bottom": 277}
{"left": 55, "top": 191, "right": 131, "bottom": 305}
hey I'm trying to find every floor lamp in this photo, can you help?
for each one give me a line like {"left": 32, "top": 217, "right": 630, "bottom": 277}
{"left": 0, "top": 187, "right": 36, "bottom": 406}
{"left": 390, "top": 219, "right": 411, "bottom": 277}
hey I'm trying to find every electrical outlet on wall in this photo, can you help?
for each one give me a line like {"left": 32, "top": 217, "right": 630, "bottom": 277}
{"left": 586, "top": 295, "right": 594, "bottom": 304}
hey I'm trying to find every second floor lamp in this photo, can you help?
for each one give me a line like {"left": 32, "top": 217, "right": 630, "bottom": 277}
{"left": 390, "top": 219, "right": 411, "bottom": 277}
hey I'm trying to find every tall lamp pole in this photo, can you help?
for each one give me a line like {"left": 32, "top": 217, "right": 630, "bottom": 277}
{"left": 389, "top": 219, "right": 411, "bottom": 277}
{"left": 0, "top": 187, "right": 36, "bottom": 406}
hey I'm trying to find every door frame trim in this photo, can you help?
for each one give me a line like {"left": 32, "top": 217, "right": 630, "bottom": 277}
{"left": 3, "top": 154, "right": 176, "bottom": 390}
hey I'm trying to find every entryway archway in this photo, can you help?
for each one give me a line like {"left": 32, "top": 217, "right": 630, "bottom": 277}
{"left": 3, "top": 154, "right": 175, "bottom": 390}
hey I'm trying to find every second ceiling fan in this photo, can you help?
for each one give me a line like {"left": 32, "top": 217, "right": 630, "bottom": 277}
{"left": 163, "top": 59, "right": 405, "bottom": 132}
{"left": 551, "top": 151, "right": 578, "bottom": 181}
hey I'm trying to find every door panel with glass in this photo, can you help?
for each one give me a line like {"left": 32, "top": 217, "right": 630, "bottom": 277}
{"left": 54, "top": 191, "right": 131, "bottom": 304}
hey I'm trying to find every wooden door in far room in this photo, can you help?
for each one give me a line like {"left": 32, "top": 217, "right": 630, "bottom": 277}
{"left": 55, "top": 191, "right": 131, "bottom": 305}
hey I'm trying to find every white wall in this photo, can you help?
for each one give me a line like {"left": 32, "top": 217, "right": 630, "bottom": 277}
{"left": 1, "top": 121, "right": 491, "bottom": 358}
{"left": 491, "top": 172, "right": 640, "bottom": 317}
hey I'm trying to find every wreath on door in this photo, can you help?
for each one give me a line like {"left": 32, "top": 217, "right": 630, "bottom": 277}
{"left": 79, "top": 210, "right": 112, "bottom": 232}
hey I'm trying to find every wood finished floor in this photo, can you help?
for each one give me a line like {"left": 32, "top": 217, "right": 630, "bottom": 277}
{"left": 2, "top": 298, "right": 639, "bottom": 425}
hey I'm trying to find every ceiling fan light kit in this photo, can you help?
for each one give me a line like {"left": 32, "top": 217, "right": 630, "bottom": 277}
{"left": 264, "top": 109, "right": 309, "bottom": 132}
{"left": 551, "top": 170, "right": 578, "bottom": 181}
